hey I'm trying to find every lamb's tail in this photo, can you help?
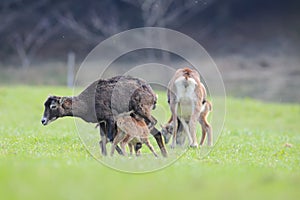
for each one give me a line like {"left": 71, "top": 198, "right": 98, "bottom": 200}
{"left": 182, "top": 67, "right": 193, "bottom": 80}
{"left": 115, "top": 110, "right": 134, "bottom": 119}
{"left": 204, "top": 101, "right": 212, "bottom": 112}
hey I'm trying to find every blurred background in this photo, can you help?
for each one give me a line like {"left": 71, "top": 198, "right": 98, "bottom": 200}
{"left": 0, "top": 0, "right": 299, "bottom": 102}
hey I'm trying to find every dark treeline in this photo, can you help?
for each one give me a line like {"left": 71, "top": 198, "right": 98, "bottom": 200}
{"left": 0, "top": 0, "right": 299, "bottom": 68}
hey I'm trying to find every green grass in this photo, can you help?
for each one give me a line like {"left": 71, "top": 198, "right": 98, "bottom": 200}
{"left": 0, "top": 86, "right": 299, "bottom": 200}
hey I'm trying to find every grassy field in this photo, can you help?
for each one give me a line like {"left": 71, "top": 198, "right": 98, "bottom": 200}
{"left": 0, "top": 86, "right": 299, "bottom": 200}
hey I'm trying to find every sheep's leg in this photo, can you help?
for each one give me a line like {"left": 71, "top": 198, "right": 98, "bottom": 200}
{"left": 140, "top": 111, "right": 167, "bottom": 157}
{"left": 107, "top": 119, "right": 114, "bottom": 142}
{"left": 100, "top": 121, "right": 123, "bottom": 155}
{"left": 177, "top": 120, "right": 187, "bottom": 146}
{"left": 135, "top": 142, "right": 142, "bottom": 156}
{"left": 99, "top": 122, "right": 108, "bottom": 156}
{"left": 180, "top": 118, "right": 193, "bottom": 146}
{"left": 142, "top": 114, "right": 157, "bottom": 130}
{"left": 142, "top": 138, "right": 158, "bottom": 157}
{"left": 135, "top": 149, "right": 141, "bottom": 157}
{"left": 147, "top": 115, "right": 157, "bottom": 130}
{"left": 150, "top": 127, "right": 167, "bottom": 157}
{"left": 189, "top": 110, "right": 200, "bottom": 148}
{"left": 170, "top": 103, "right": 178, "bottom": 149}
{"left": 115, "top": 144, "right": 124, "bottom": 155}
{"left": 128, "top": 143, "right": 134, "bottom": 156}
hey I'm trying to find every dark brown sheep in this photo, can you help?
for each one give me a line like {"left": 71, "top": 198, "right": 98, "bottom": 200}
{"left": 41, "top": 76, "right": 167, "bottom": 157}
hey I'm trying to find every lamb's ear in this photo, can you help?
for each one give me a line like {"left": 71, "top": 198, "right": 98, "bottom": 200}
{"left": 60, "top": 97, "right": 72, "bottom": 109}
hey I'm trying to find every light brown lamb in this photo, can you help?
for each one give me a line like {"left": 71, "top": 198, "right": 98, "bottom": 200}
{"left": 167, "top": 67, "right": 209, "bottom": 148}
{"left": 110, "top": 111, "right": 158, "bottom": 157}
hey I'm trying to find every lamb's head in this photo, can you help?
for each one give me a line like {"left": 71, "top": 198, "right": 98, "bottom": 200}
{"left": 160, "top": 122, "right": 174, "bottom": 144}
{"left": 41, "top": 96, "right": 72, "bottom": 125}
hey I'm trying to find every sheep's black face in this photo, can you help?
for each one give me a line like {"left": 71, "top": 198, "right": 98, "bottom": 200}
{"left": 161, "top": 124, "right": 173, "bottom": 144}
{"left": 41, "top": 96, "right": 61, "bottom": 125}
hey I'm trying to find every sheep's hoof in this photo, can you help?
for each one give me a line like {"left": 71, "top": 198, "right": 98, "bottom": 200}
{"left": 189, "top": 144, "right": 198, "bottom": 148}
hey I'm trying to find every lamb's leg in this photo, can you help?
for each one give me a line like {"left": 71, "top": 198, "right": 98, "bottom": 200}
{"left": 128, "top": 143, "right": 133, "bottom": 156}
{"left": 110, "top": 131, "right": 126, "bottom": 156}
{"left": 142, "top": 138, "right": 158, "bottom": 157}
{"left": 198, "top": 102, "right": 213, "bottom": 146}
{"left": 199, "top": 120, "right": 207, "bottom": 146}
{"left": 120, "top": 135, "right": 132, "bottom": 157}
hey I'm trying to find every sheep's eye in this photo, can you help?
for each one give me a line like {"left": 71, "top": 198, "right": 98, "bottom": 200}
{"left": 50, "top": 104, "right": 57, "bottom": 109}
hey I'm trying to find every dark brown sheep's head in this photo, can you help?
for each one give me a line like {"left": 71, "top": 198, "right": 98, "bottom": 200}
{"left": 41, "top": 96, "right": 72, "bottom": 125}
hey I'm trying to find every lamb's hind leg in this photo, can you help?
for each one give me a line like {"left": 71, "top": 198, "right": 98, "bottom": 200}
{"left": 142, "top": 138, "right": 158, "bottom": 157}
{"left": 204, "top": 120, "right": 212, "bottom": 146}
{"left": 199, "top": 122, "right": 206, "bottom": 146}
{"left": 110, "top": 131, "right": 126, "bottom": 156}
{"left": 120, "top": 135, "right": 133, "bottom": 156}
{"left": 199, "top": 102, "right": 213, "bottom": 146}
{"left": 199, "top": 118, "right": 212, "bottom": 146}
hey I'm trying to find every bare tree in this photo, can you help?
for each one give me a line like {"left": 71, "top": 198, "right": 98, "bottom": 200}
{"left": 122, "top": 0, "right": 216, "bottom": 27}
{"left": 56, "top": 2, "right": 127, "bottom": 44}
{"left": 121, "top": 0, "right": 216, "bottom": 62}
{"left": 11, "top": 17, "right": 60, "bottom": 69}
{"left": 0, "top": 0, "right": 61, "bottom": 68}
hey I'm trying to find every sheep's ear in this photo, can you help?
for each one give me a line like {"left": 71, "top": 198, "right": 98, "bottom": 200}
{"left": 134, "top": 94, "right": 141, "bottom": 101}
{"left": 60, "top": 97, "right": 72, "bottom": 109}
